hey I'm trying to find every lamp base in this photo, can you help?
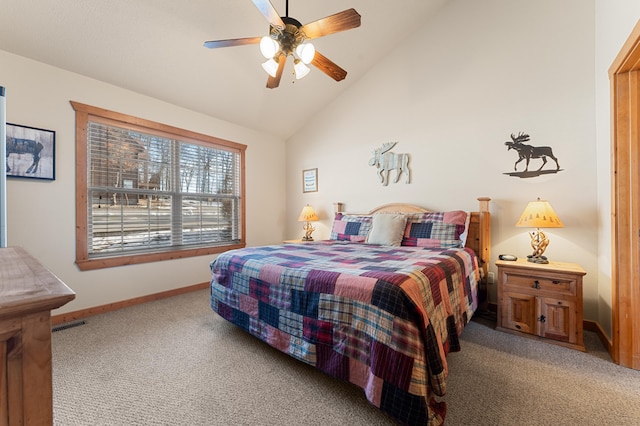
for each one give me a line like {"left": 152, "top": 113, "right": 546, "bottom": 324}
{"left": 527, "top": 228, "right": 550, "bottom": 264}
{"left": 302, "top": 221, "right": 315, "bottom": 241}
{"left": 527, "top": 255, "right": 549, "bottom": 264}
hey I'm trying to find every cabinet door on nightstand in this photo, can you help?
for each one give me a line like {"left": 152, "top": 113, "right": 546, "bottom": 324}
{"left": 539, "top": 297, "right": 577, "bottom": 343}
{"left": 502, "top": 292, "right": 537, "bottom": 334}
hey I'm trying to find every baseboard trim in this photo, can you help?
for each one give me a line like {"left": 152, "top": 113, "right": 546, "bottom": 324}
{"left": 583, "top": 319, "right": 613, "bottom": 355}
{"left": 51, "top": 282, "right": 209, "bottom": 326}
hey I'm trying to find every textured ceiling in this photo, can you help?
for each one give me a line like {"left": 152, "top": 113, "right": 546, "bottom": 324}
{"left": 0, "top": 0, "right": 448, "bottom": 139}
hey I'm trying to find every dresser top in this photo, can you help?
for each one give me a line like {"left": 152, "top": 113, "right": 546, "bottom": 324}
{"left": 496, "top": 257, "right": 586, "bottom": 276}
{"left": 0, "top": 246, "right": 75, "bottom": 317}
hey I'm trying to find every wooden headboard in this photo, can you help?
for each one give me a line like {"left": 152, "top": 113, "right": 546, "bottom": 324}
{"left": 333, "top": 197, "right": 491, "bottom": 280}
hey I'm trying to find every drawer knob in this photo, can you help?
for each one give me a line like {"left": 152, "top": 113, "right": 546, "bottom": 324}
{"left": 552, "top": 280, "right": 561, "bottom": 284}
{"left": 533, "top": 280, "right": 541, "bottom": 289}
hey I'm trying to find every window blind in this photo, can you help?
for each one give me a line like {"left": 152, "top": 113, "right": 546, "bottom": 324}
{"left": 87, "top": 121, "right": 241, "bottom": 257}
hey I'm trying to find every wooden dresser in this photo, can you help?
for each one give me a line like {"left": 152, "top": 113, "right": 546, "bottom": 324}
{"left": 496, "top": 258, "right": 586, "bottom": 352}
{"left": 0, "top": 247, "right": 75, "bottom": 425}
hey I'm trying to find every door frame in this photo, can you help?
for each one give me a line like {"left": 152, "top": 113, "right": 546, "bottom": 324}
{"left": 610, "top": 19, "right": 640, "bottom": 369}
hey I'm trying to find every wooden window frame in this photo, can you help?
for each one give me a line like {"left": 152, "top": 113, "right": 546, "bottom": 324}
{"left": 71, "top": 101, "right": 246, "bottom": 271}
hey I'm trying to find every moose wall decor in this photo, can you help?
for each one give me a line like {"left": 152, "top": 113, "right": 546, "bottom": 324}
{"left": 5, "top": 123, "right": 55, "bottom": 180}
{"left": 368, "top": 142, "right": 411, "bottom": 186}
{"left": 503, "top": 132, "right": 561, "bottom": 178}
{"left": 6, "top": 137, "right": 43, "bottom": 174}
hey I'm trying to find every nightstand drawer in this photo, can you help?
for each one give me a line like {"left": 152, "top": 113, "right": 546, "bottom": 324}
{"left": 503, "top": 271, "right": 576, "bottom": 296}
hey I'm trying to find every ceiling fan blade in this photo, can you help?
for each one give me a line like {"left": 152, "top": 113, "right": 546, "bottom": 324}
{"left": 266, "top": 55, "right": 287, "bottom": 89}
{"left": 301, "top": 8, "right": 361, "bottom": 39}
{"left": 252, "top": 0, "right": 285, "bottom": 29}
{"left": 204, "top": 37, "right": 262, "bottom": 49}
{"left": 311, "top": 51, "right": 347, "bottom": 82}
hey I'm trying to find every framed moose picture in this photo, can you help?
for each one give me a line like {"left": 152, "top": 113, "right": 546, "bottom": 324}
{"left": 5, "top": 123, "right": 55, "bottom": 180}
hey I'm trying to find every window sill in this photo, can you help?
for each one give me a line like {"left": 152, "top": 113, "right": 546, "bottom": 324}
{"left": 75, "top": 243, "right": 246, "bottom": 271}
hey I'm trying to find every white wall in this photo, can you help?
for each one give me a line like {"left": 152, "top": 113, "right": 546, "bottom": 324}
{"left": 594, "top": 1, "right": 640, "bottom": 337}
{"left": 286, "top": 0, "right": 600, "bottom": 319}
{"left": 1, "top": 50, "right": 286, "bottom": 315}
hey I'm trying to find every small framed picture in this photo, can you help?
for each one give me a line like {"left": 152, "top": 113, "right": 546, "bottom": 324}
{"left": 302, "top": 168, "right": 318, "bottom": 193}
{"left": 6, "top": 123, "right": 55, "bottom": 180}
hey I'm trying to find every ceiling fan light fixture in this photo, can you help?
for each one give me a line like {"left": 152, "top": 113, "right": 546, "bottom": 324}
{"left": 203, "top": 2, "right": 361, "bottom": 89}
{"left": 261, "top": 58, "right": 279, "bottom": 77}
{"left": 295, "top": 43, "right": 315, "bottom": 64}
{"left": 293, "top": 59, "right": 310, "bottom": 79}
{"left": 259, "top": 36, "right": 279, "bottom": 59}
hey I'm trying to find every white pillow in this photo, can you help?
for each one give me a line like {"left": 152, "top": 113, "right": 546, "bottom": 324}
{"left": 366, "top": 213, "right": 407, "bottom": 246}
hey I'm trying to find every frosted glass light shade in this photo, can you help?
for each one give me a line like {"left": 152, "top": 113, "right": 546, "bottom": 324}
{"left": 261, "top": 58, "right": 279, "bottom": 77}
{"left": 259, "top": 36, "right": 278, "bottom": 59}
{"left": 294, "top": 60, "right": 310, "bottom": 79}
{"left": 295, "top": 43, "right": 315, "bottom": 64}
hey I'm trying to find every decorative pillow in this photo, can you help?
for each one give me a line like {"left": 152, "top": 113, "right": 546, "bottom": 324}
{"left": 366, "top": 213, "right": 407, "bottom": 246}
{"left": 330, "top": 213, "right": 373, "bottom": 242}
{"left": 401, "top": 210, "right": 469, "bottom": 248}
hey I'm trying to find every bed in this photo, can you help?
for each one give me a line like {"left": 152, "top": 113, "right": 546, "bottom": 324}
{"left": 209, "top": 197, "right": 490, "bottom": 425}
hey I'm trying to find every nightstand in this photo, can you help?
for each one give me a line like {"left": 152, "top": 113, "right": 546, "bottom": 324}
{"left": 496, "top": 258, "right": 586, "bottom": 352}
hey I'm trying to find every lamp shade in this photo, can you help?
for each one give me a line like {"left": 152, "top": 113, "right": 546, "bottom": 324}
{"left": 516, "top": 198, "right": 564, "bottom": 228}
{"left": 261, "top": 58, "right": 279, "bottom": 77}
{"left": 293, "top": 60, "right": 310, "bottom": 80}
{"left": 298, "top": 205, "right": 319, "bottom": 222}
{"left": 295, "top": 43, "right": 315, "bottom": 64}
{"left": 259, "top": 36, "right": 279, "bottom": 59}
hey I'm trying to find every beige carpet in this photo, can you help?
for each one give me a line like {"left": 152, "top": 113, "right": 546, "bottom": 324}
{"left": 52, "top": 290, "right": 640, "bottom": 425}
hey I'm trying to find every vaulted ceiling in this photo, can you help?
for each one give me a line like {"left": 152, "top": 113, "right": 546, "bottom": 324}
{"left": 0, "top": 0, "right": 448, "bottom": 139}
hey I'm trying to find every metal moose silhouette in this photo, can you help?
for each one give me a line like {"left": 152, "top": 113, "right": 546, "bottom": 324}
{"left": 503, "top": 132, "right": 561, "bottom": 178}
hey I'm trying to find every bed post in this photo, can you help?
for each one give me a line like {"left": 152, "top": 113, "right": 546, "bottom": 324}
{"left": 477, "top": 197, "right": 491, "bottom": 281}
{"left": 333, "top": 202, "right": 344, "bottom": 214}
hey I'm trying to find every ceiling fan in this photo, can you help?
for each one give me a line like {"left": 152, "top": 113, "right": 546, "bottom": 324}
{"left": 204, "top": 0, "right": 361, "bottom": 89}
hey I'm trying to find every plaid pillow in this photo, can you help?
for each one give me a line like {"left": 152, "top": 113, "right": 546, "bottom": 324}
{"left": 401, "top": 211, "right": 468, "bottom": 248}
{"left": 330, "top": 213, "right": 373, "bottom": 242}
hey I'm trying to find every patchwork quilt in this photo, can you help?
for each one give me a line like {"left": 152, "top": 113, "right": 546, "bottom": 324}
{"left": 209, "top": 241, "right": 479, "bottom": 425}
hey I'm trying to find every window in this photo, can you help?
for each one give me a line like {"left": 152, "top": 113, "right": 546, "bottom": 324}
{"left": 72, "top": 101, "right": 246, "bottom": 270}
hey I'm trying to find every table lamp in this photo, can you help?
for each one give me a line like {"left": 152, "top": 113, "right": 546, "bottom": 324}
{"left": 298, "top": 204, "right": 319, "bottom": 241}
{"left": 516, "top": 198, "right": 564, "bottom": 264}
